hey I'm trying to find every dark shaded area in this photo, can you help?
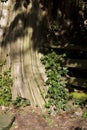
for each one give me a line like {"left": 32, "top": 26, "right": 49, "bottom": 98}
{"left": 75, "top": 127, "right": 84, "bottom": 130}
{"left": 43, "top": 47, "right": 87, "bottom": 60}
{"left": 66, "top": 51, "right": 87, "bottom": 60}
{"left": 14, "top": 0, "right": 30, "bottom": 10}
{"left": 68, "top": 68, "right": 87, "bottom": 79}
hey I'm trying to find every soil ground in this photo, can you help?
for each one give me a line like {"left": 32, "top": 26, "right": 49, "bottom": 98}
{"left": 0, "top": 106, "right": 87, "bottom": 130}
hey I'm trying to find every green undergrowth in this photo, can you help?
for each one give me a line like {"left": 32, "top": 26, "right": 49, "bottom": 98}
{"left": 70, "top": 92, "right": 87, "bottom": 108}
{"left": 41, "top": 51, "right": 69, "bottom": 112}
{"left": 0, "top": 68, "right": 13, "bottom": 106}
{"left": 70, "top": 92, "right": 87, "bottom": 100}
{"left": 12, "top": 96, "right": 31, "bottom": 108}
{"left": 82, "top": 109, "right": 87, "bottom": 118}
{"left": 0, "top": 63, "right": 30, "bottom": 107}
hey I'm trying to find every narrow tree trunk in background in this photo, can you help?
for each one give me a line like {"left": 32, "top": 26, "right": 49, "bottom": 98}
{"left": 47, "top": 0, "right": 83, "bottom": 32}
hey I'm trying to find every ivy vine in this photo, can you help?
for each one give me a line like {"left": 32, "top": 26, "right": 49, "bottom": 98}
{"left": 41, "top": 51, "right": 69, "bottom": 112}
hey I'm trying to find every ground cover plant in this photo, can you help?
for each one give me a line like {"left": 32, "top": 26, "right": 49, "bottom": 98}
{"left": 0, "top": 68, "right": 13, "bottom": 106}
{"left": 41, "top": 51, "right": 69, "bottom": 112}
{"left": 12, "top": 96, "right": 31, "bottom": 108}
{"left": 0, "top": 63, "right": 30, "bottom": 107}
